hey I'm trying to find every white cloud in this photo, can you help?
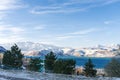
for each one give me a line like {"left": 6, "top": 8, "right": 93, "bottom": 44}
{"left": 0, "top": 0, "right": 20, "bottom": 10}
{"left": 56, "top": 35, "right": 75, "bottom": 40}
{"left": 102, "top": 0, "right": 120, "bottom": 5}
{"left": 55, "top": 34, "right": 84, "bottom": 40}
{"left": 0, "top": 24, "right": 26, "bottom": 43}
{"left": 0, "top": 36, "right": 25, "bottom": 43}
{"left": 0, "top": 0, "right": 26, "bottom": 20}
{"left": 30, "top": 0, "right": 88, "bottom": 14}
{"left": 30, "top": 0, "right": 120, "bottom": 14}
{"left": 104, "top": 21, "right": 112, "bottom": 24}
{"left": 0, "top": 12, "right": 6, "bottom": 20}
{"left": 69, "top": 28, "right": 97, "bottom": 35}
{"left": 56, "top": 35, "right": 84, "bottom": 40}
{"left": 10, "top": 27, "right": 25, "bottom": 33}
{"left": 54, "top": 28, "right": 99, "bottom": 40}
{"left": 30, "top": 6, "right": 85, "bottom": 14}
{"left": 39, "top": 41, "right": 55, "bottom": 45}
{"left": 34, "top": 25, "right": 45, "bottom": 30}
{"left": 0, "top": 25, "right": 25, "bottom": 34}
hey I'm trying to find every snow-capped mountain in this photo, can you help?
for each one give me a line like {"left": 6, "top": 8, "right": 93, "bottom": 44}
{"left": 0, "top": 42, "right": 120, "bottom": 57}
{"left": 0, "top": 42, "right": 64, "bottom": 56}
{"left": 62, "top": 48, "right": 85, "bottom": 56}
{"left": 0, "top": 42, "right": 61, "bottom": 51}
{"left": 62, "top": 44, "right": 120, "bottom": 57}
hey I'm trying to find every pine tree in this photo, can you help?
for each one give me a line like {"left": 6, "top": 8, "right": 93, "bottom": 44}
{"left": 2, "top": 44, "right": 23, "bottom": 69}
{"left": 83, "top": 58, "right": 97, "bottom": 77}
{"left": 2, "top": 50, "right": 12, "bottom": 66}
{"left": 27, "top": 58, "right": 42, "bottom": 72}
{"left": 53, "top": 59, "right": 63, "bottom": 74}
{"left": 45, "top": 51, "right": 57, "bottom": 73}
{"left": 105, "top": 58, "right": 120, "bottom": 77}
{"left": 53, "top": 59, "right": 76, "bottom": 74}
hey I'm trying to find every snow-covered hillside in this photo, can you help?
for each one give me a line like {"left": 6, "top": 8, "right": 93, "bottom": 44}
{"left": 0, "top": 69, "right": 119, "bottom": 80}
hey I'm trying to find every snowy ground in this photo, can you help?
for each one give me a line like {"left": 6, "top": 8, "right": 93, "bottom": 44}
{"left": 0, "top": 69, "right": 119, "bottom": 80}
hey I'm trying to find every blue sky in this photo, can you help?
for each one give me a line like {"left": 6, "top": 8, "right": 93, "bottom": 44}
{"left": 0, "top": 0, "right": 120, "bottom": 48}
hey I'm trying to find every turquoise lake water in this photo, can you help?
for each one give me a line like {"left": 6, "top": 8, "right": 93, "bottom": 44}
{"left": 60, "top": 56, "right": 112, "bottom": 68}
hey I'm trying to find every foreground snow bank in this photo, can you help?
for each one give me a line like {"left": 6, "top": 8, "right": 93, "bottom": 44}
{"left": 0, "top": 69, "right": 119, "bottom": 80}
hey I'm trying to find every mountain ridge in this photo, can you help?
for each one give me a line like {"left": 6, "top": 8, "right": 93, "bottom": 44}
{"left": 0, "top": 42, "right": 120, "bottom": 57}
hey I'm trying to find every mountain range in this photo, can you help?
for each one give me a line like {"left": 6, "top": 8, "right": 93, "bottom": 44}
{"left": 0, "top": 42, "right": 120, "bottom": 57}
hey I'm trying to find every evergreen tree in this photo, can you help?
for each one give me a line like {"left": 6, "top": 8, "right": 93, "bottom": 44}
{"left": 45, "top": 51, "right": 57, "bottom": 73}
{"left": 105, "top": 58, "right": 120, "bottom": 77}
{"left": 2, "top": 44, "right": 23, "bottom": 69}
{"left": 53, "top": 59, "right": 63, "bottom": 74}
{"left": 53, "top": 59, "right": 76, "bottom": 74}
{"left": 27, "top": 58, "right": 42, "bottom": 72}
{"left": 83, "top": 58, "right": 97, "bottom": 77}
